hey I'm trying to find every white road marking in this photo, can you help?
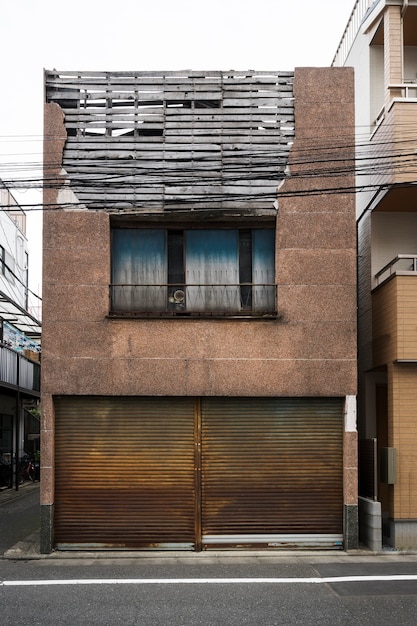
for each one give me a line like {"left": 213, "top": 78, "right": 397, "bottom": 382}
{"left": 1, "top": 575, "right": 417, "bottom": 587}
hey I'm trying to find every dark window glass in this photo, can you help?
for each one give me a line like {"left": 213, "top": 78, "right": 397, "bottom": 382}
{"left": 111, "top": 228, "right": 275, "bottom": 316}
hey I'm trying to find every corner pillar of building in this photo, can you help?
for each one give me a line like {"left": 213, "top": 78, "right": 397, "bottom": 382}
{"left": 40, "top": 394, "right": 55, "bottom": 553}
{"left": 344, "top": 395, "right": 359, "bottom": 550}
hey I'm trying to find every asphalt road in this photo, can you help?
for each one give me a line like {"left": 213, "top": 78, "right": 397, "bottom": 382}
{"left": 2, "top": 555, "right": 417, "bottom": 625}
{"left": 1, "top": 487, "right": 417, "bottom": 625}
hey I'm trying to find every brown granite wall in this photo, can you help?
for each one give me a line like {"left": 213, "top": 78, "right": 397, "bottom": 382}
{"left": 41, "top": 68, "right": 357, "bottom": 525}
{"left": 41, "top": 200, "right": 357, "bottom": 397}
{"left": 42, "top": 68, "right": 356, "bottom": 401}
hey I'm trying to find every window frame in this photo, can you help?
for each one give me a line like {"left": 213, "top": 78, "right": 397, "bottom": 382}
{"left": 110, "top": 221, "right": 277, "bottom": 319}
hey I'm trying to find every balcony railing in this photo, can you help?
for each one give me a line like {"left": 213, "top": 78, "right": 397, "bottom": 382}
{"left": 372, "top": 84, "right": 417, "bottom": 131}
{"left": 375, "top": 254, "right": 417, "bottom": 286}
{"left": 388, "top": 82, "right": 417, "bottom": 100}
{"left": 0, "top": 344, "right": 40, "bottom": 393}
{"left": 109, "top": 283, "right": 277, "bottom": 317}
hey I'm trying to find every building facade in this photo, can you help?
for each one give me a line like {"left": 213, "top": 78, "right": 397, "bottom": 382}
{"left": 0, "top": 181, "right": 41, "bottom": 487}
{"left": 41, "top": 68, "right": 357, "bottom": 553}
{"left": 334, "top": 0, "right": 417, "bottom": 549}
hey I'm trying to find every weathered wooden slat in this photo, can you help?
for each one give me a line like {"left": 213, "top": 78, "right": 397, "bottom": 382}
{"left": 46, "top": 71, "right": 293, "bottom": 85}
{"left": 63, "top": 145, "right": 291, "bottom": 157}
{"left": 71, "top": 182, "right": 279, "bottom": 197}
{"left": 46, "top": 73, "right": 293, "bottom": 84}
{"left": 47, "top": 69, "right": 294, "bottom": 212}
{"left": 63, "top": 120, "right": 294, "bottom": 133}
{"left": 75, "top": 197, "right": 275, "bottom": 210}
{"left": 62, "top": 110, "right": 294, "bottom": 123}
{"left": 64, "top": 126, "right": 290, "bottom": 143}
{"left": 65, "top": 171, "right": 282, "bottom": 186}
{"left": 63, "top": 113, "right": 165, "bottom": 122}
{"left": 63, "top": 144, "right": 224, "bottom": 154}
{"left": 73, "top": 190, "right": 165, "bottom": 199}
{"left": 62, "top": 113, "right": 294, "bottom": 123}
{"left": 64, "top": 161, "right": 286, "bottom": 175}
{"left": 48, "top": 82, "right": 294, "bottom": 98}
{"left": 64, "top": 143, "right": 222, "bottom": 153}
{"left": 62, "top": 107, "right": 295, "bottom": 119}
{"left": 63, "top": 149, "right": 291, "bottom": 164}
{"left": 163, "top": 111, "right": 295, "bottom": 120}
{"left": 51, "top": 90, "right": 293, "bottom": 105}
{"left": 163, "top": 128, "right": 288, "bottom": 137}
{"left": 51, "top": 89, "right": 231, "bottom": 101}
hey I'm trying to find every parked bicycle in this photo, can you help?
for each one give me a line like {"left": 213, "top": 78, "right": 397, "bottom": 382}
{"left": 18, "top": 455, "right": 37, "bottom": 483}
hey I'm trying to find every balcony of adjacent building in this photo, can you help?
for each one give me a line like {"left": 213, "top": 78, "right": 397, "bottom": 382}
{"left": 0, "top": 293, "right": 41, "bottom": 398}
{"left": 0, "top": 343, "right": 40, "bottom": 397}
{"left": 364, "top": 4, "right": 417, "bottom": 212}
{"left": 371, "top": 252, "right": 417, "bottom": 367}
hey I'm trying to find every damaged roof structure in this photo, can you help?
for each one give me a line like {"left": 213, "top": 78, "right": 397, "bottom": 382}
{"left": 44, "top": 70, "right": 295, "bottom": 214}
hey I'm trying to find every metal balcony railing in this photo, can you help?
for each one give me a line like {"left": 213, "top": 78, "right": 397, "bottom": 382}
{"left": 109, "top": 283, "right": 277, "bottom": 317}
{"left": 375, "top": 254, "right": 417, "bottom": 286}
{"left": 0, "top": 344, "right": 40, "bottom": 392}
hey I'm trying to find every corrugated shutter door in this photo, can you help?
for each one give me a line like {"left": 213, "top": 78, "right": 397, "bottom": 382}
{"left": 54, "top": 397, "right": 196, "bottom": 549}
{"left": 201, "top": 397, "right": 343, "bottom": 545}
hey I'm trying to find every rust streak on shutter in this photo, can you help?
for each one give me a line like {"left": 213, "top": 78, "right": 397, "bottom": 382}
{"left": 201, "top": 397, "right": 344, "bottom": 543}
{"left": 194, "top": 397, "right": 202, "bottom": 551}
{"left": 54, "top": 396, "right": 196, "bottom": 549}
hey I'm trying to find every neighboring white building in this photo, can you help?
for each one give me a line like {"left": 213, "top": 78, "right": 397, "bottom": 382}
{"left": 0, "top": 180, "right": 41, "bottom": 486}
{"left": 334, "top": 0, "right": 417, "bottom": 550}
{"left": 0, "top": 184, "right": 28, "bottom": 310}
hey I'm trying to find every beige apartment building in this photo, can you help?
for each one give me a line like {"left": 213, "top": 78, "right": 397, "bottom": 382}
{"left": 334, "top": 0, "right": 417, "bottom": 549}
{"left": 40, "top": 67, "right": 357, "bottom": 553}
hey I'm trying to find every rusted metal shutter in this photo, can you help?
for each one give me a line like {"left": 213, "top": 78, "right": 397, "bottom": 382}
{"left": 201, "top": 397, "right": 343, "bottom": 547}
{"left": 54, "top": 396, "right": 196, "bottom": 549}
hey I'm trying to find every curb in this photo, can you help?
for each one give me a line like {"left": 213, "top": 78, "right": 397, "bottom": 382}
{"left": 4, "top": 539, "right": 417, "bottom": 562}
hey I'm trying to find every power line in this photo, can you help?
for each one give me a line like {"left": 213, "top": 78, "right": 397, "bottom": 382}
{"left": 1, "top": 123, "right": 416, "bottom": 209}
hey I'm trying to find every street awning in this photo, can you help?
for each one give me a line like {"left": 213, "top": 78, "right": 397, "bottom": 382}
{"left": 0, "top": 290, "right": 41, "bottom": 337}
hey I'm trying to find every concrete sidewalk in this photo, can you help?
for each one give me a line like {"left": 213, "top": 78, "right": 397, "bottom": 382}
{"left": 4, "top": 532, "right": 417, "bottom": 562}
{"left": 5, "top": 540, "right": 417, "bottom": 562}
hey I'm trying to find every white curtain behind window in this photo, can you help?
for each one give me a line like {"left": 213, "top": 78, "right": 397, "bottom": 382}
{"left": 252, "top": 230, "right": 275, "bottom": 313}
{"left": 112, "top": 229, "right": 167, "bottom": 312}
{"left": 185, "top": 230, "right": 240, "bottom": 313}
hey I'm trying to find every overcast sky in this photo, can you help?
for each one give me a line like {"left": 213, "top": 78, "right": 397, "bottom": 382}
{"left": 0, "top": 0, "right": 356, "bottom": 294}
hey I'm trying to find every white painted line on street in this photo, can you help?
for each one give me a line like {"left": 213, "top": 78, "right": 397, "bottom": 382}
{"left": 1, "top": 575, "right": 417, "bottom": 587}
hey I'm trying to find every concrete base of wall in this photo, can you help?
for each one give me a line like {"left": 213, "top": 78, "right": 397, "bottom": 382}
{"left": 389, "top": 520, "right": 417, "bottom": 550}
{"left": 40, "top": 504, "right": 54, "bottom": 554}
{"left": 40, "top": 503, "right": 360, "bottom": 554}
{"left": 344, "top": 503, "right": 359, "bottom": 550}
{"left": 358, "top": 497, "right": 382, "bottom": 552}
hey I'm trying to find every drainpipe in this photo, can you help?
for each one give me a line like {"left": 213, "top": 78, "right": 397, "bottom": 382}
{"left": 402, "top": 0, "right": 409, "bottom": 17}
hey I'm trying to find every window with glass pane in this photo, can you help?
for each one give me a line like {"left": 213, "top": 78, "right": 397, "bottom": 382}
{"left": 111, "top": 228, "right": 276, "bottom": 316}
